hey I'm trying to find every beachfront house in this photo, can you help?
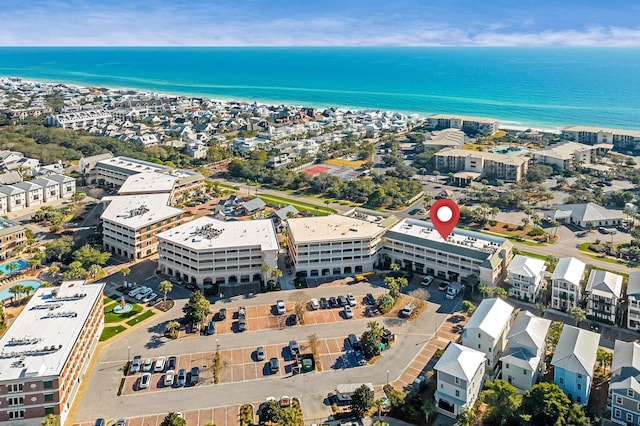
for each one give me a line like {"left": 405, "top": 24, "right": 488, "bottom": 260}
{"left": 507, "top": 254, "right": 546, "bottom": 303}
{"left": 462, "top": 298, "right": 514, "bottom": 368}
{"left": 610, "top": 340, "right": 640, "bottom": 425}
{"left": 551, "top": 325, "right": 599, "bottom": 405}
{"left": 585, "top": 269, "right": 623, "bottom": 324}
{"left": 499, "top": 311, "right": 551, "bottom": 392}
{"left": 551, "top": 257, "right": 586, "bottom": 312}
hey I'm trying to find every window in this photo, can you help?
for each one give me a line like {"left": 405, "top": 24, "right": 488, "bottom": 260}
{"left": 614, "top": 409, "right": 621, "bottom": 418}
{"left": 577, "top": 384, "right": 582, "bottom": 390}
{"left": 629, "top": 389, "right": 635, "bottom": 398}
{"left": 44, "top": 393, "right": 54, "bottom": 402}
{"left": 506, "top": 363, "right": 510, "bottom": 369}
{"left": 478, "top": 344, "right": 481, "bottom": 349}
{"left": 478, "top": 333, "right": 481, "bottom": 338}
{"left": 43, "top": 381, "right": 53, "bottom": 389}
{"left": 488, "top": 347, "right": 492, "bottom": 352}
{"left": 455, "top": 377, "right": 460, "bottom": 385}
{"left": 577, "top": 373, "right": 583, "bottom": 379}
{"left": 616, "top": 395, "right": 623, "bottom": 404}
{"left": 45, "top": 407, "right": 55, "bottom": 415}
{"left": 7, "top": 396, "right": 24, "bottom": 406}
{"left": 523, "top": 368, "right": 527, "bottom": 375}
{"left": 7, "top": 383, "right": 23, "bottom": 393}
{"left": 455, "top": 390, "right": 460, "bottom": 397}
{"left": 8, "top": 410, "right": 25, "bottom": 420}
{"left": 559, "top": 378, "right": 564, "bottom": 384}
{"left": 628, "top": 413, "right": 634, "bottom": 422}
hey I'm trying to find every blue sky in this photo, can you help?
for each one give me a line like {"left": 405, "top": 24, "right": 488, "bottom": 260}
{"left": 2, "top": 0, "right": 640, "bottom": 46}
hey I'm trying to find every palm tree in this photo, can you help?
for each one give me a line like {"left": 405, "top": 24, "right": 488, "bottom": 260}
{"left": 6, "top": 261, "right": 18, "bottom": 276}
{"left": 457, "top": 407, "right": 477, "bottom": 426}
{"left": 88, "top": 264, "right": 103, "bottom": 279}
{"left": 567, "top": 306, "right": 586, "bottom": 326}
{"left": 261, "top": 264, "right": 271, "bottom": 286}
{"left": 422, "top": 399, "right": 436, "bottom": 423}
{"left": 373, "top": 398, "right": 386, "bottom": 422}
{"left": 166, "top": 320, "right": 180, "bottom": 339}
{"left": 120, "top": 266, "right": 131, "bottom": 277}
{"left": 270, "top": 268, "right": 283, "bottom": 282}
{"left": 23, "top": 285, "right": 34, "bottom": 298}
{"left": 158, "top": 280, "right": 173, "bottom": 308}
{"left": 8, "top": 285, "right": 21, "bottom": 302}
{"left": 479, "top": 284, "right": 492, "bottom": 298}
{"left": 48, "top": 265, "right": 60, "bottom": 277}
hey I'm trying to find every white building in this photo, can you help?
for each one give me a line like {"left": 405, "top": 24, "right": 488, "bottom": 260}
{"left": 551, "top": 257, "right": 586, "bottom": 312}
{"left": 0, "top": 185, "right": 26, "bottom": 212}
{"left": 46, "top": 174, "right": 76, "bottom": 198}
{"left": 383, "top": 218, "right": 512, "bottom": 286}
{"left": 533, "top": 141, "right": 610, "bottom": 170}
{"left": 101, "top": 193, "right": 184, "bottom": 260}
{"left": 434, "top": 342, "right": 486, "bottom": 418}
{"left": 499, "top": 311, "right": 551, "bottom": 392}
{"left": 627, "top": 272, "right": 640, "bottom": 331}
{"left": 286, "top": 215, "right": 387, "bottom": 277}
{"left": 426, "top": 114, "right": 499, "bottom": 136}
{"left": 78, "top": 153, "right": 114, "bottom": 175}
{"left": 462, "top": 298, "right": 514, "bottom": 367}
{"left": 544, "top": 203, "right": 624, "bottom": 228}
{"left": 44, "top": 110, "right": 112, "bottom": 129}
{"left": 13, "top": 181, "right": 44, "bottom": 207}
{"left": 562, "top": 125, "right": 640, "bottom": 150}
{"left": 585, "top": 269, "right": 623, "bottom": 324}
{"left": 88, "top": 156, "right": 170, "bottom": 187}
{"left": 507, "top": 255, "right": 546, "bottom": 303}
{"left": 30, "top": 177, "right": 61, "bottom": 202}
{"left": 157, "top": 217, "right": 279, "bottom": 287}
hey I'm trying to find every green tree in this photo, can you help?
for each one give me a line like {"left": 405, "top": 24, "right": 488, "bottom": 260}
{"left": 461, "top": 300, "right": 477, "bottom": 316}
{"left": 22, "top": 284, "right": 35, "bottom": 297}
{"left": 41, "top": 414, "right": 60, "bottom": 426}
{"left": 519, "top": 382, "right": 572, "bottom": 425}
{"left": 457, "top": 407, "right": 477, "bottom": 426}
{"left": 159, "top": 280, "right": 173, "bottom": 307}
{"left": 567, "top": 306, "right": 586, "bottom": 326}
{"left": 361, "top": 321, "right": 384, "bottom": 359}
{"left": 280, "top": 405, "right": 303, "bottom": 426}
{"left": 596, "top": 348, "right": 613, "bottom": 373}
{"left": 45, "top": 236, "right": 73, "bottom": 261}
{"left": 270, "top": 268, "right": 283, "bottom": 282}
{"left": 166, "top": 320, "right": 180, "bottom": 339}
{"left": 28, "top": 257, "right": 42, "bottom": 271}
{"left": 120, "top": 266, "right": 131, "bottom": 277}
{"left": 373, "top": 398, "right": 386, "bottom": 421}
{"left": 64, "top": 261, "right": 87, "bottom": 280}
{"left": 546, "top": 322, "right": 564, "bottom": 352}
{"left": 465, "top": 273, "right": 480, "bottom": 294}
{"left": 481, "top": 379, "right": 522, "bottom": 426}
{"left": 182, "top": 291, "right": 210, "bottom": 325}
{"left": 73, "top": 244, "right": 111, "bottom": 268}
{"left": 260, "top": 400, "right": 282, "bottom": 424}
{"left": 377, "top": 294, "right": 395, "bottom": 314}
{"left": 351, "top": 384, "right": 374, "bottom": 417}
{"left": 422, "top": 399, "right": 436, "bottom": 423}
{"left": 88, "top": 264, "right": 104, "bottom": 279}
{"left": 479, "top": 284, "right": 492, "bottom": 298}
{"left": 160, "top": 412, "right": 186, "bottom": 426}
{"left": 9, "top": 285, "right": 22, "bottom": 301}
{"left": 493, "top": 287, "right": 507, "bottom": 299}
{"left": 72, "top": 191, "right": 87, "bottom": 202}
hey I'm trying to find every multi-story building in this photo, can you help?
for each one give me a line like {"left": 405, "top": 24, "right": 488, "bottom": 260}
{"left": 0, "top": 217, "right": 26, "bottom": 261}
{"left": 609, "top": 340, "right": 640, "bottom": 425}
{"left": 434, "top": 148, "right": 528, "bottom": 183}
{"left": 499, "top": 311, "right": 551, "bottom": 392}
{"left": 88, "top": 156, "right": 170, "bottom": 187}
{"left": 434, "top": 342, "right": 486, "bottom": 418}
{"left": 383, "top": 219, "right": 512, "bottom": 286}
{"left": 507, "top": 255, "right": 546, "bottom": 303}
{"left": 286, "top": 215, "right": 387, "bottom": 277}
{"left": 562, "top": 125, "right": 640, "bottom": 150}
{"left": 551, "top": 325, "right": 599, "bottom": 405}
{"left": 0, "top": 185, "right": 26, "bottom": 212}
{"left": 44, "top": 110, "right": 112, "bottom": 129}
{"left": 30, "top": 177, "right": 61, "bottom": 202}
{"left": 533, "top": 141, "right": 611, "bottom": 170}
{"left": 101, "top": 193, "right": 184, "bottom": 260}
{"left": 157, "top": 217, "right": 279, "bottom": 287}
{"left": 46, "top": 174, "right": 76, "bottom": 199}
{"left": 551, "top": 257, "right": 586, "bottom": 312}
{"left": 0, "top": 281, "right": 104, "bottom": 425}
{"left": 462, "top": 298, "right": 514, "bottom": 367}
{"left": 585, "top": 269, "right": 623, "bottom": 324}
{"left": 13, "top": 181, "right": 44, "bottom": 208}
{"left": 78, "top": 153, "right": 114, "bottom": 175}
{"left": 627, "top": 272, "right": 640, "bottom": 331}
{"left": 426, "top": 114, "right": 499, "bottom": 136}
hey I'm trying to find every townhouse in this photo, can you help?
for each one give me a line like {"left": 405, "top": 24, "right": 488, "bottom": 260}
{"left": 585, "top": 269, "right": 623, "bottom": 324}
{"left": 507, "top": 255, "right": 546, "bottom": 303}
{"left": 0, "top": 218, "right": 26, "bottom": 261}
{"left": 627, "top": 272, "right": 640, "bottom": 331}
{"left": 462, "top": 298, "right": 515, "bottom": 368}
{"left": 551, "top": 257, "right": 586, "bottom": 312}
{"left": 610, "top": 340, "right": 640, "bottom": 425}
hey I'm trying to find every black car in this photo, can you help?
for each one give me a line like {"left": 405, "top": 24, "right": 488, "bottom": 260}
{"left": 337, "top": 295, "right": 348, "bottom": 307}
{"left": 287, "top": 314, "right": 297, "bottom": 326}
{"left": 347, "top": 333, "right": 360, "bottom": 350}
{"left": 206, "top": 321, "right": 215, "bottom": 335}
{"left": 94, "top": 419, "right": 105, "bottom": 426}
{"left": 238, "top": 317, "right": 247, "bottom": 332}
{"left": 217, "top": 308, "right": 227, "bottom": 321}
{"left": 365, "top": 293, "right": 376, "bottom": 305}
{"left": 269, "top": 357, "right": 280, "bottom": 373}
{"left": 167, "top": 356, "right": 176, "bottom": 371}
{"left": 320, "top": 297, "right": 329, "bottom": 309}
{"left": 329, "top": 297, "right": 339, "bottom": 308}
{"left": 190, "top": 367, "right": 200, "bottom": 385}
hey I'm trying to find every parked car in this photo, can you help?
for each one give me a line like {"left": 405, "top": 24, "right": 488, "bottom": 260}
{"left": 287, "top": 314, "right": 297, "bottom": 326}
{"left": 167, "top": 356, "right": 176, "bottom": 371}
{"left": 346, "top": 293, "right": 357, "bottom": 307}
{"left": 218, "top": 308, "right": 227, "bottom": 321}
{"left": 365, "top": 293, "right": 376, "bottom": 305}
{"left": 176, "top": 369, "right": 187, "bottom": 387}
{"left": 289, "top": 340, "right": 300, "bottom": 357}
{"left": 344, "top": 305, "right": 354, "bottom": 319}
{"left": 129, "top": 356, "right": 141, "bottom": 374}
{"left": 269, "top": 357, "right": 280, "bottom": 373}
{"left": 355, "top": 351, "right": 367, "bottom": 366}
{"left": 139, "top": 373, "right": 151, "bottom": 389}
{"left": 256, "top": 346, "right": 265, "bottom": 361}
{"left": 320, "top": 297, "right": 329, "bottom": 309}
{"left": 94, "top": 419, "right": 105, "bottom": 426}
{"left": 348, "top": 333, "right": 360, "bottom": 350}
{"left": 142, "top": 292, "right": 157, "bottom": 303}
{"left": 164, "top": 370, "right": 175, "bottom": 387}
{"left": 154, "top": 356, "right": 166, "bottom": 372}
{"left": 238, "top": 317, "right": 247, "bottom": 332}
{"left": 438, "top": 281, "right": 450, "bottom": 291}
{"left": 329, "top": 297, "right": 339, "bottom": 308}
{"left": 238, "top": 306, "right": 246, "bottom": 318}
{"left": 421, "top": 275, "right": 434, "bottom": 287}
{"left": 337, "top": 295, "right": 348, "bottom": 307}
{"left": 276, "top": 300, "right": 286, "bottom": 315}
{"left": 115, "top": 419, "right": 126, "bottom": 426}
{"left": 401, "top": 303, "right": 414, "bottom": 317}
{"left": 206, "top": 321, "right": 215, "bottom": 335}
{"left": 142, "top": 358, "right": 153, "bottom": 372}
{"left": 309, "top": 298, "right": 320, "bottom": 310}
{"left": 190, "top": 367, "right": 200, "bottom": 385}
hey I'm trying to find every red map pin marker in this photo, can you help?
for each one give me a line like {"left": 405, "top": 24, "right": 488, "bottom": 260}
{"left": 430, "top": 198, "right": 460, "bottom": 239}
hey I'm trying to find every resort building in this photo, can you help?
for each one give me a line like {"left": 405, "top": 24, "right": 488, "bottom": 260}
{"left": 507, "top": 255, "right": 546, "bottom": 303}
{"left": 609, "top": 340, "right": 640, "bottom": 425}
{"left": 78, "top": 153, "right": 114, "bottom": 175}
{"left": 626, "top": 272, "right": 640, "bottom": 331}
{"left": 30, "top": 177, "right": 61, "bottom": 202}
{"left": 462, "top": 298, "right": 514, "bottom": 367}
{"left": 434, "top": 342, "right": 486, "bottom": 418}
{"left": 423, "top": 128, "right": 466, "bottom": 149}
{"left": 0, "top": 217, "right": 26, "bottom": 261}
{"left": 426, "top": 114, "right": 499, "bottom": 136}
{"left": 543, "top": 203, "right": 624, "bottom": 229}
{"left": 286, "top": 215, "right": 387, "bottom": 277}
{"left": 382, "top": 218, "right": 512, "bottom": 286}
{"left": 87, "top": 156, "right": 170, "bottom": 187}
{"left": 562, "top": 125, "right": 640, "bottom": 150}
{"left": 157, "top": 217, "right": 279, "bottom": 287}
{"left": 551, "top": 325, "right": 599, "bottom": 405}
{"left": 551, "top": 257, "right": 586, "bottom": 312}
{"left": 433, "top": 148, "right": 528, "bottom": 184}
{"left": 499, "top": 311, "right": 551, "bottom": 392}
{"left": 532, "top": 141, "right": 611, "bottom": 170}
{"left": 585, "top": 269, "right": 623, "bottom": 324}
{"left": 44, "top": 110, "right": 112, "bottom": 130}
{"left": 0, "top": 281, "right": 104, "bottom": 425}
{"left": 0, "top": 185, "right": 26, "bottom": 212}
{"left": 101, "top": 193, "right": 184, "bottom": 260}
{"left": 13, "top": 181, "right": 44, "bottom": 208}
{"left": 117, "top": 169, "right": 204, "bottom": 203}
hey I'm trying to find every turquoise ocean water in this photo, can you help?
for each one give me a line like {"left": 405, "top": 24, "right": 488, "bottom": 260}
{"left": 1, "top": 47, "right": 639, "bottom": 130}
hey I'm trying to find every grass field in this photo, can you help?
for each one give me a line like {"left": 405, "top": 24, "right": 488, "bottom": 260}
{"left": 104, "top": 297, "right": 144, "bottom": 323}
{"left": 258, "top": 194, "right": 336, "bottom": 216}
{"left": 100, "top": 325, "right": 126, "bottom": 341}
{"left": 324, "top": 158, "right": 368, "bottom": 169}
{"left": 125, "top": 310, "right": 155, "bottom": 326}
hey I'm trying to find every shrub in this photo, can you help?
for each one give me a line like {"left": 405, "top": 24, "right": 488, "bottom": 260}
{"left": 502, "top": 224, "right": 510, "bottom": 229}
{"left": 517, "top": 225, "right": 524, "bottom": 231}
{"left": 488, "top": 220, "right": 498, "bottom": 226}
{"left": 378, "top": 294, "right": 395, "bottom": 314}
{"left": 527, "top": 228, "right": 545, "bottom": 236}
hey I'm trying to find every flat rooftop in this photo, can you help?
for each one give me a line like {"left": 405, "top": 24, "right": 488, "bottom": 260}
{"left": 157, "top": 216, "right": 279, "bottom": 251}
{"left": 287, "top": 215, "right": 387, "bottom": 244}
{"left": 564, "top": 125, "right": 640, "bottom": 137}
{"left": 428, "top": 113, "right": 498, "bottom": 124}
{"left": 0, "top": 281, "right": 104, "bottom": 381}
{"left": 118, "top": 172, "right": 177, "bottom": 195}
{"left": 95, "top": 156, "right": 170, "bottom": 174}
{"left": 101, "top": 193, "right": 183, "bottom": 229}
{"left": 0, "top": 217, "right": 23, "bottom": 238}
{"left": 435, "top": 148, "right": 528, "bottom": 166}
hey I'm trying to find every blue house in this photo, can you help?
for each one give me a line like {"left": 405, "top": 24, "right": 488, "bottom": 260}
{"left": 610, "top": 340, "right": 640, "bottom": 425}
{"left": 551, "top": 325, "right": 599, "bottom": 405}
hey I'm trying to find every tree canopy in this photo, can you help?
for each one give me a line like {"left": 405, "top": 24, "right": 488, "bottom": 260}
{"left": 182, "top": 291, "right": 210, "bottom": 324}
{"left": 73, "top": 244, "right": 111, "bottom": 268}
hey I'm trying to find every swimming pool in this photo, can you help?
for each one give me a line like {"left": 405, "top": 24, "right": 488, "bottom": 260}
{"left": 0, "top": 259, "right": 28, "bottom": 275}
{"left": 0, "top": 279, "right": 42, "bottom": 302}
{"left": 491, "top": 147, "right": 530, "bottom": 156}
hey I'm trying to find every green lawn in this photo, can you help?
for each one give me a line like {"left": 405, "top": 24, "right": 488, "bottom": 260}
{"left": 513, "top": 250, "right": 548, "bottom": 261}
{"left": 104, "top": 303, "right": 144, "bottom": 323}
{"left": 100, "top": 325, "right": 126, "bottom": 341}
{"left": 125, "top": 310, "right": 155, "bottom": 326}
{"left": 257, "top": 195, "right": 336, "bottom": 216}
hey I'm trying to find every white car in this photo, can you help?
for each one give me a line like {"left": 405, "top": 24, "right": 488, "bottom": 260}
{"left": 346, "top": 293, "right": 357, "bottom": 307}
{"left": 154, "top": 356, "right": 166, "bottom": 372}
{"left": 142, "top": 292, "right": 157, "bottom": 303}
{"left": 309, "top": 298, "right": 320, "bottom": 310}
{"left": 164, "top": 370, "right": 175, "bottom": 386}
{"left": 421, "top": 275, "right": 434, "bottom": 287}
{"left": 142, "top": 358, "right": 153, "bottom": 372}
{"left": 343, "top": 305, "right": 354, "bottom": 319}
{"left": 139, "top": 373, "right": 151, "bottom": 389}
{"left": 276, "top": 300, "right": 286, "bottom": 315}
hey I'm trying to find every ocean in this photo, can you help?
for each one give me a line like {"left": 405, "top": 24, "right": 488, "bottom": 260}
{"left": 1, "top": 47, "right": 639, "bottom": 131}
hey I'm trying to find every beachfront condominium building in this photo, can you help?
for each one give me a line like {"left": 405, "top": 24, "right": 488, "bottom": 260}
{"left": 426, "top": 114, "right": 499, "bottom": 136}
{"left": 286, "top": 215, "right": 387, "bottom": 277}
{"left": 157, "top": 217, "right": 279, "bottom": 287}
{"left": 562, "top": 125, "right": 640, "bottom": 150}
{"left": 627, "top": 272, "right": 640, "bottom": 331}
{"left": 101, "top": 193, "right": 184, "bottom": 260}
{"left": 551, "top": 257, "right": 586, "bottom": 312}
{"left": 0, "top": 217, "right": 26, "bottom": 261}
{"left": 532, "top": 141, "right": 611, "bottom": 170}
{"left": 609, "top": 340, "right": 640, "bottom": 425}
{"left": 433, "top": 148, "right": 528, "bottom": 183}
{"left": 44, "top": 110, "right": 113, "bottom": 130}
{"left": 0, "top": 281, "right": 104, "bottom": 425}
{"left": 507, "top": 255, "right": 546, "bottom": 303}
{"left": 585, "top": 269, "right": 623, "bottom": 324}
{"left": 462, "top": 298, "right": 514, "bottom": 367}
{"left": 87, "top": 156, "right": 171, "bottom": 187}
{"left": 382, "top": 218, "right": 513, "bottom": 286}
